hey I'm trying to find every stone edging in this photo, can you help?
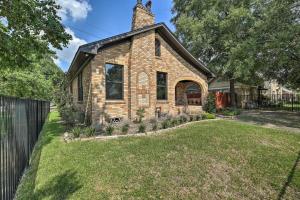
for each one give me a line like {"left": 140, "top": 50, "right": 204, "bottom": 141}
{"left": 78, "top": 119, "right": 220, "bottom": 142}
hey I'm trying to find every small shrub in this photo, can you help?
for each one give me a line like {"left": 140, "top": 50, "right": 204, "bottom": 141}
{"left": 170, "top": 118, "right": 179, "bottom": 127}
{"left": 152, "top": 123, "right": 158, "bottom": 131}
{"left": 71, "top": 127, "right": 82, "bottom": 138}
{"left": 138, "top": 123, "right": 146, "bottom": 133}
{"left": 189, "top": 115, "right": 197, "bottom": 122}
{"left": 60, "top": 106, "right": 77, "bottom": 127}
{"left": 202, "top": 113, "right": 216, "bottom": 119}
{"left": 121, "top": 123, "right": 130, "bottom": 134}
{"left": 105, "top": 125, "right": 114, "bottom": 136}
{"left": 84, "top": 127, "right": 95, "bottom": 137}
{"left": 204, "top": 93, "right": 216, "bottom": 113}
{"left": 150, "top": 118, "right": 158, "bottom": 131}
{"left": 136, "top": 108, "right": 145, "bottom": 123}
{"left": 161, "top": 119, "right": 171, "bottom": 129}
{"left": 196, "top": 114, "right": 202, "bottom": 121}
{"left": 219, "top": 108, "right": 241, "bottom": 116}
{"left": 179, "top": 114, "right": 189, "bottom": 124}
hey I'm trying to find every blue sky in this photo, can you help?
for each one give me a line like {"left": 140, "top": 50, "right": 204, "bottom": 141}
{"left": 55, "top": 0, "right": 174, "bottom": 71}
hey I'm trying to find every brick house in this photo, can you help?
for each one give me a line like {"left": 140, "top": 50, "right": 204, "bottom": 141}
{"left": 67, "top": 0, "right": 214, "bottom": 126}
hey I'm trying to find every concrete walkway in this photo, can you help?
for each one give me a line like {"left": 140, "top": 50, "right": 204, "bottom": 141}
{"left": 236, "top": 110, "right": 300, "bottom": 133}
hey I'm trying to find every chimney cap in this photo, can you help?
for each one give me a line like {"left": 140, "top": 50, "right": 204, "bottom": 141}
{"left": 137, "top": 0, "right": 142, "bottom": 4}
{"left": 145, "top": 0, "right": 152, "bottom": 11}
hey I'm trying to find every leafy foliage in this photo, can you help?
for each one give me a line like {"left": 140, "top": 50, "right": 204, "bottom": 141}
{"left": 105, "top": 125, "right": 114, "bottom": 136}
{"left": 202, "top": 113, "right": 216, "bottom": 120}
{"left": 204, "top": 93, "right": 216, "bottom": 113}
{"left": 121, "top": 124, "right": 130, "bottom": 134}
{"left": 218, "top": 108, "right": 241, "bottom": 116}
{"left": 71, "top": 127, "right": 81, "bottom": 138}
{"left": 84, "top": 127, "right": 96, "bottom": 137}
{"left": 172, "top": 0, "right": 300, "bottom": 89}
{"left": 0, "top": 55, "right": 64, "bottom": 100}
{"left": 136, "top": 108, "right": 145, "bottom": 123}
{"left": 0, "top": 0, "right": 71, "bottom": 69}
{"left": 138, "top": 123, "right": 146, "bottom": 133}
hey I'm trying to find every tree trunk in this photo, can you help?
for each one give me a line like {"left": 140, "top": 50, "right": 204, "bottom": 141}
{"left": 230, "top": 79, "right": 236, "bottom": 108}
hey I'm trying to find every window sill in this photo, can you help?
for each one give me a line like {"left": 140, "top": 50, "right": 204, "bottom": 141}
{"left": 105, "top": 100, "right": 126, "bottom": 104}
{"left": 156, "top": 100, "right": 169, "bottom": 104}
{"left": 77, "top": 101, "right": 83, "bottom": 104}
{"left": 155, "top": 56, "right": 162, "bottom": 60}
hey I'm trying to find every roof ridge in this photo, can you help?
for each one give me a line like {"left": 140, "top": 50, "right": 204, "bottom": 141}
{"left": 79, "top": 23, "right": 164, "bottom": 49}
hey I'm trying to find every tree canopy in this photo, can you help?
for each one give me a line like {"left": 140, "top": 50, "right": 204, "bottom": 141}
{"left": 172, "top": 0, "right": 300, "bottom": 89}
{"left": 0, "top": 0, "right": 71, "bottom": 100}
{"left": 0, "top": 55, "right": 64, "bottom": 100}
{"left": 0, "top": 0, "right": 71, "bottom": 69}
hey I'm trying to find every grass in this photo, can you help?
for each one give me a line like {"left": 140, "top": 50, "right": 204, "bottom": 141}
{"left": 16, "top": 111, "right": 300, "bottom": 199}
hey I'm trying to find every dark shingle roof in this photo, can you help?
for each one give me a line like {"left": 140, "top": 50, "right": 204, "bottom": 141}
{"left": 67, "top": 23, "right": 215, "bottom": 78}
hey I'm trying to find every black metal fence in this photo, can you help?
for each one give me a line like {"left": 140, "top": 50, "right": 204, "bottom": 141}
{"left": 0, "top": 96, "right": 50, "bottom": 200}
{"left": 238, "top": 93, "right": 300, "bottom": 112}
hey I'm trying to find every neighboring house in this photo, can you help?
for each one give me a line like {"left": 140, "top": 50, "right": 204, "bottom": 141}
{"left": 263, "top": 80, "right": 295, "bottom": 99}
{"left": 209, "top": 78, "right": 258, "bottom": 108}
{"left": 66, "top": 0, "right": 214, "bottom": 126}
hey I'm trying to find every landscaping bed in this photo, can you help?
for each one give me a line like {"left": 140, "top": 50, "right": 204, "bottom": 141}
{"left": 16, "top": 111, "right": 300, "bottom": 200}
{"left": 64, "top": 112, "right": 217, "bottom": 142}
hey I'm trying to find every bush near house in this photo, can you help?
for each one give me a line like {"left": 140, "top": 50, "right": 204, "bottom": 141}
{"left": 218, "top": 108, "right": 241, "bottom": 116}
{"left": 204, "top": 93, "right": 216, "bottom": 113}
{"left": 202, "top": 112, "right": 216, "bottom": 119}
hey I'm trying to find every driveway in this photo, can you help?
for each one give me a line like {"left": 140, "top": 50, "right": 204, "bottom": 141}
{"left": 237, "top": 110, "right": 300, "bottom": 132}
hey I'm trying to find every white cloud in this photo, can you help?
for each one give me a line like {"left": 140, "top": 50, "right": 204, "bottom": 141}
{"left": 54, "top": 28, "right": 87, "bottom": 70}
{"left": 56, "top": 0, "right": 92, "bottom": 21}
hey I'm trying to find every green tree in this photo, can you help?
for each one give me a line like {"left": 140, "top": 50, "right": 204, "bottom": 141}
{"left": 172, "top": 0, "right": 300, "bottom": 105}
{"left": 0, "top": 0, "right": 71, "bottom": 69}
{"left": 0, "top": 55, "right": 64, "bottom": 100}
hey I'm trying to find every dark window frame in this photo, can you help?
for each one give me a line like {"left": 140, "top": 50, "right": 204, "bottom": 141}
{"left": 105, "top": 63, "right": 124, "bottom": 100}
{"left": 156, "top": 71, "right": 168, "bottom": 100}
{"left": 155, "top": 39, "right": 161, "bottom": 57}
{"left": 78, "top": 72, "right": 83, "bottom": 101}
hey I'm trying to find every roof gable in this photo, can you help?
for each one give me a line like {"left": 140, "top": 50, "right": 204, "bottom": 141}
{"left": 67, "top": 23, "right": 215, "bottom": 78}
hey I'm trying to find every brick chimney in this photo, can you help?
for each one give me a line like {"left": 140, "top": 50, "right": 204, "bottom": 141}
{"left": 132, "top": 0, "right": 155, "bottom": 30}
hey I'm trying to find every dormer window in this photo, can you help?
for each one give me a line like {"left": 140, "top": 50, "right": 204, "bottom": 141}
{"left": 155, "top": 39, "right": 161, "bottom": 57}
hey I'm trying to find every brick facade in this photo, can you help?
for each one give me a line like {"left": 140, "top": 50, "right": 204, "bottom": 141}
{"left": 68, "top": 1, "right": 210, "bottom": 126}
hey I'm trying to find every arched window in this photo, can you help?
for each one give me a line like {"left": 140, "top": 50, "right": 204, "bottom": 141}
{"left": 155, "top": 39, "right": 161, "bottom": 57}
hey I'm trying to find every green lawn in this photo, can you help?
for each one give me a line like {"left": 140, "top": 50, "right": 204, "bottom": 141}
{"left": 16, "top": 111, "right": 300, "bottom": 200}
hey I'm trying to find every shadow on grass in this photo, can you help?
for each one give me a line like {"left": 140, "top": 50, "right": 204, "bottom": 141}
{"left": 277, "top": 151, "right": 300, "bottom": 200}
{"left": 16, "top": 112, "right": 81, "bottom": 200}
{"left": 33, "top": 170, "right": 82, "bottom": 200}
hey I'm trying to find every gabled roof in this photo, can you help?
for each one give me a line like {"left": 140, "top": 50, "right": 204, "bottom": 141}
{"left": 67, "top": 23, "right": 215, "bottom": 79}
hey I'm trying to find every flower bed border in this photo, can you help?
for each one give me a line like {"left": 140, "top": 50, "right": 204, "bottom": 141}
{"left": 77, "top": 119, "right": 220, "bottom": 142}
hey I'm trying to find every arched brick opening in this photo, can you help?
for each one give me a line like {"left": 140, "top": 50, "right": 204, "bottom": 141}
{"left": 175, "top": 80, "right": 202, "bottom": 106}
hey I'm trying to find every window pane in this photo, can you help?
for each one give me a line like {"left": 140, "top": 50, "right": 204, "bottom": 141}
{"left": 105, "top": 63, "right": 124, "bottom": 100}
{"left": 106, "top": 82, "right": 123, "bottom": 100}
{"left": 157, "top": 72, "right": 167, "bottom": 100}
{"left": 105, "top": 63, "right": 123, "bottom": 82}
{"left": 157, "top": 86, "right": 167, "bottom": 100}
{"left": 155, "top": 39, "right": 161, "bottom": 57}
{"left": 157, "top": 72, "right": 167, "bottom": 86}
